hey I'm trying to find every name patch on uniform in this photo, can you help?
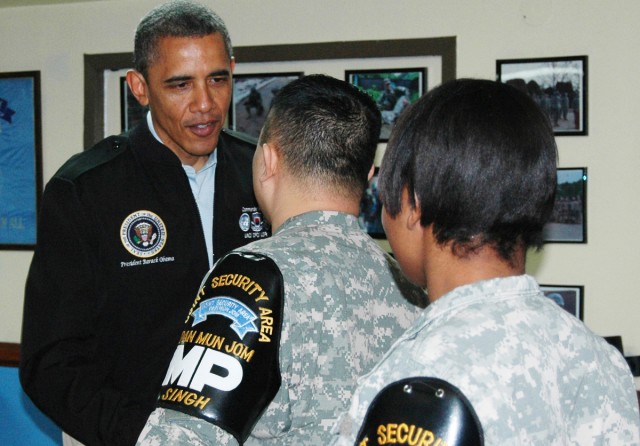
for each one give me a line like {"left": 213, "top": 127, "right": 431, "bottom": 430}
{"left": 120, "top": 210, "right": 167, "bottom": 258}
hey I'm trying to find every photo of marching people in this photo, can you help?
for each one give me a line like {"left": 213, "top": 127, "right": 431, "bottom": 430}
{"left": 497, "top": 56, "right": 587, "bottom": 135}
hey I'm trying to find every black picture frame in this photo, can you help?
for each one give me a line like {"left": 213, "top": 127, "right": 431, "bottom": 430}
{"left": 346, "top": 68, "right": 425, "bottom": 142}
{"left": 496, "top": 56, "right": 588, "bottom": 136}
{"left": 0, "top": 71, "right": 43, "bottom": 250}
{"left": 543, "top": 167, "right": 587, "bottom": 243}
{"left": 359, "top": 168, "right": 385, "bottom": 239}
{"left": 230, "top": 72, "right": 302, "bottom": 139}
{"left": 120, "top": 76, "right": 147, "bottom": 132}
{"left": 540, "top": 284, "right": 584, "bottom": 320}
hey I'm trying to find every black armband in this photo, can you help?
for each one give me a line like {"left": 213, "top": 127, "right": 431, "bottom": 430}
{"left": 356, "top": 377, "right": 483, "bottom": 446}
{"left": 157, "top": 252, "right": 284, "bottom": 444}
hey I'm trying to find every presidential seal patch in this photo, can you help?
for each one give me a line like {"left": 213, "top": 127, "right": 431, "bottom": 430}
{"left": 120, "top": 210, "right": 167, "bottom": 258}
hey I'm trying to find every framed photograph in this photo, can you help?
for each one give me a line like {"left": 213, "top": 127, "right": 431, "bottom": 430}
{"left": 359, "top": 168, "right": 385, "bottom": 239}
{"left": 496, "top": 56, "right": 587, "bottom": 135}
{"left": 230, "top": 72, "right": 303, "bottom": 139}
{"left": 543, "top": 167, "right": 587, "bottom": 243}
{"left": 346, "top": 68, "right": 426, "bottom": 141}
{"left": 0, "top": 71, "right": 42, "bottom": 250}
{"left": 120, "top": 76, "right": 147, "bottom": 132}
{"left": 540, "top": 284, "right": 584, "bottom": 320}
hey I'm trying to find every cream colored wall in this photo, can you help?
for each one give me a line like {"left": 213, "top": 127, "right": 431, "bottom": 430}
{"left": 1, "top": 0, "right": 639, "bottom": 379}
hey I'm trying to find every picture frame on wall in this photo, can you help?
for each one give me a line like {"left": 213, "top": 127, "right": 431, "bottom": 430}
{"left": 346, "top": 67, "right": 426, "bottom": 141}
{"left": 359, "top": 168, "right": 384, "bottom": 239}
{"left": 543, "top": 167, "right": 587, "bottom": 243}
{"left": 0, "top": 71, "right": 42, "bottom": 250}
{"left": 120, "top": 76, "right": 147, "bottom": 132}
{"left": 496, "top": 55, "right": 587, "bottom": 136}
{"left": 540, "top": 284, "right": 584, "bottom": 320}
{"left": 230, "top": 72, "right": 303, "bottom": 139}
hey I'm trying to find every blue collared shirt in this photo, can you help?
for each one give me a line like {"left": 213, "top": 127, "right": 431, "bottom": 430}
{"left": 147, "top": 112, "right": 217, "bottom": 267}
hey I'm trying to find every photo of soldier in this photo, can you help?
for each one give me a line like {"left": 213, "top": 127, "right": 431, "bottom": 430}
{"left": 231, "top": 73, "right": 302, "bottom": 138}
{"left": 346, "top": 68, "right": 424, "bottom": 141}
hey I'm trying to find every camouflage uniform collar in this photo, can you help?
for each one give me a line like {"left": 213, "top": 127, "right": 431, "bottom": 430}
{"left": 276, "top": 211, "right": 359, "bottom": 234}
{"left": 405, "top": 274, "right": 538, "bottom": 337}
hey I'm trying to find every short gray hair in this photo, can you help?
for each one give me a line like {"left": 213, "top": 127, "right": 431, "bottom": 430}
{"left": 133, "top": 0, "right": 233, "bottom": 78}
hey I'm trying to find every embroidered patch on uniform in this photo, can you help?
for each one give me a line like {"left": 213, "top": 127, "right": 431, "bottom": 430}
{"left": 192, "top": 296, "right": 259, "bottom": 340}
{"left": 120, "top": 210, "right": 167, "bottom": 258}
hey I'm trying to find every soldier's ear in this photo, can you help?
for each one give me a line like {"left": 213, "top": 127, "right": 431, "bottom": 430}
{"left": 404, "top": 188, "right": 422, "bottom": 230}
{"left": 260, "top": 142, "right": 280, "bottom": 179}
{"left": 126, "top": 70, "right": 149, "bottom": 107}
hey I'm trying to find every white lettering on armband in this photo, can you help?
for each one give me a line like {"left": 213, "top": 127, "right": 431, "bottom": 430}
{"left": 162, "top": 344, "right": 243, "bottom": 392}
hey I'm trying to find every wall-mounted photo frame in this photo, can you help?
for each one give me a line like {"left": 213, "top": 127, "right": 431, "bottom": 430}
{"left": 540, "top": 284, "right": 584, "bottom": 320}
{"left": 0, "top": 71, "right": 42, "bottom": 250}
{"left": 230, "top": 72, "right": 303, "bottom": 139}
{"left": 120, "top": 76, "right": 147, "bottom": 132}
{"left": 346, "top": 68, "right": 425, "bottom": 141}
{"left": 359, "top": 168, "right": 384, "bottom": 239}
{"left": 496, "top": 55, "right": 587, "bottom": 136}
{"left": 543, "top": 167, "right": 587, "bottom": 243}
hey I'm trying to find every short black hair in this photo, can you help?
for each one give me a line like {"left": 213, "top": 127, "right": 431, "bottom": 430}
{"left": 259, "top": 74, "right": 381, "bottom": 200}
{"left": 133, "top": 0, "right": 232, "bottom": 79}
{"left": 379, "top": 78, "right": 557, "bottom": 262}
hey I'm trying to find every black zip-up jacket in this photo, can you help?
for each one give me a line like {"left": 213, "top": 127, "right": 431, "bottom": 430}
{"left": 20, "top": 122, "right": 269, "bottom": 446}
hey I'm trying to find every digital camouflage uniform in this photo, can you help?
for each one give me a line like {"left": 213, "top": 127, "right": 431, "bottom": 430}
{"left": 330, "top": 275, "right": 640, "bottom": 445}
{"left": 138, "top": 211, "right": 426, "bottom": 445}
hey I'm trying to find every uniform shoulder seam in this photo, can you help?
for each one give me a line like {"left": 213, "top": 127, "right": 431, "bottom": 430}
{"left": 55, "top": 135, "right": 129, "bottom": 181}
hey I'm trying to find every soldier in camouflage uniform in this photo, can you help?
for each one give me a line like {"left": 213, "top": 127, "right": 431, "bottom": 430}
{"left": 331, "top": 79, "right": 640, "bottom": 445}
{"left": 136, "top": 74, "right": 426, "bottom": 445}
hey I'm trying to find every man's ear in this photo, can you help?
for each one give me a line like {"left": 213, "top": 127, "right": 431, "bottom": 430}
{"left": 260, "top": 142, "right": 279, "bottom": 181}
{"left": 126, "top": 70, "right": 150, "bottom": 107}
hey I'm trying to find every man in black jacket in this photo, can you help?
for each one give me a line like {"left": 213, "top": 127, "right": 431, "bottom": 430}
{"left": 19, "top": 2, "right": 269, "bottom": 445}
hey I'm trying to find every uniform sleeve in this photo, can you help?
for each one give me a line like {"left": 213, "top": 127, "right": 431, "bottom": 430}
{"left": 137, "top": 408, "right": 239, "bottom": 446}
{"left": 137, "top": 251, "right": 284, "bottom": 445}
{"left": 19, "top": 177, "right": 148, "bottom": 446}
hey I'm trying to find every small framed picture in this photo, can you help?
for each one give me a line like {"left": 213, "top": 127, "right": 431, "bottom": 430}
{"left": 0, "top": 71, "right": 42, "bottom": 249}
{"left": 496, "top": 56, "right": 587, "bottom": 136}
{"left": 543, "top": 167, "right": 587, "bottom": 243}
{"left": 120, "top": 76, "right": 147, "bottom": 132}
{"left": 359, "top": 168, "right": 384, "bottom": 239}
{"left": 346, "top": 68, "right": 426, "bottom": 141}
{"left": 540, "top": 284, "right": 584, "bottom": 320}
{"left": 230, "top": 72, "right": 303, "bottom": 139}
